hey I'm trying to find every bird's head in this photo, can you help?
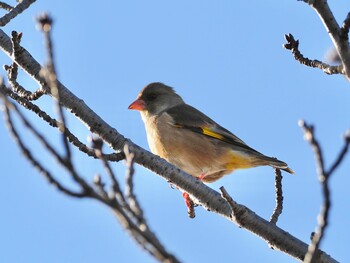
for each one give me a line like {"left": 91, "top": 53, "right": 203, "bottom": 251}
{"left": 128, "top": 82, "right": 184, "bottom": 116}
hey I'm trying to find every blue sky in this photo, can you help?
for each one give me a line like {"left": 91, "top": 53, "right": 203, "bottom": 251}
{"left": 1, "top": 1, "right": 349, "bottom": 262}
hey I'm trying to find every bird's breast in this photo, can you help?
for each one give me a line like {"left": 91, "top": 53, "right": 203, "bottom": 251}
{"left": 142, "top": 113, "right": 234, "bottom": 181}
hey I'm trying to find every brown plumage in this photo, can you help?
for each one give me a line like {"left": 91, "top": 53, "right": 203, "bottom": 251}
{"left": 129, "top": 82, "right": 294, "bottom": 183}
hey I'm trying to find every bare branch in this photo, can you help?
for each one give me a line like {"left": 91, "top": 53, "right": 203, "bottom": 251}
{"left": 302, "top": 125, "right": 349, "bottom": 263}
{"left": 327, "top": 130, "right": 350, "bottom": 175}
{"left": 93, "top": 174, "right": 109, "bottom": 200}
{"left": 0, "top": 83, "right": 124, "bottom": 162}
{"left": 0, "top": 0, "right": 35, "bottom": 26}
{"left": 124, "top": 144, "right": 146, "bottom": 224}
{"left": 90, "top": 144, "right": 181, "bottom": 262}
{"left": 4, "top": 62, "right": 47, "bottom": 100}
{"left": 305, "top": 1, "right": 350, "bottom": 80}
{"left": 0, "top": 98, "right": 86, "bottom": 198}
{"left": 219, "top": 186, "right": 242, "bottom": 223}
{"left": 0, "top": 28, "right": 338, "bottom": 263}
{"left": 1, "top": 77, "right": 95, "bottom": 198}
{"left": 91, "top": 138, "right": 176, "bottom": 260}
{"left": 37, "top": 13, "right": 72, "bottom": 161}
{"left": 340, "top": 12, "right": 350, "bottom": 41}
{"left": 2, "top": 78, "right": 179, "bottom": 262}
{"left": 299, "top": 120, "right": 330, "bottom": 263}
{"left": 269, "top": 168, "right": 283, "bottom": 225}
{"left": 284, "top": 34, "right": 344, "bottom": 75}
{"left": 8, "top": 90, "right": 93, "bottom": 193}
{"left": 299, "top": 120, "right": 325, "bottom": 175}
{"left": 0, "top": 2, "right": 13, "bottom": 11}
{"left": 109, "top": 203, "right": 181, "bottom": 263}
{"left": 90, "top": 136, "right": 128, "bottom": 206}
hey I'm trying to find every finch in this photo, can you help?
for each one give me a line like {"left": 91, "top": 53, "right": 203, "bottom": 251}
{"left": 128, "top": 82, "right": 294, "bottom": 183}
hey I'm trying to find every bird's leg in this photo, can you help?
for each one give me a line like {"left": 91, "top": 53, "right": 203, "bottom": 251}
{"left": 182, "top": 192, "right": 195, "bottom": 218}
{"left": 198, "top": 173, "right": 206, "bottom": 181}
{"left": 180, "top": 173, "right": 206, "bottom": 218}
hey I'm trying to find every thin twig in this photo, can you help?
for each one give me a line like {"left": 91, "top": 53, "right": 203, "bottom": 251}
{"left": 4, "top": 62, "right": 30, "bottom": 97}
{"left": 1, "top": 98, "right": 86, "bottom": 198}
{"left": 124, "top": 144, "right": 146, "bottom": 224}
{"left": 299, "top": 120, "right": 330, "bottom": 263}
{"left": 327, "top": 130, "right": 350, "bottom": 175}
{"left": 4, "top": 62, "right": 47, "bottom": 100}
{"left": 89, "top": 141, "right": 179, "bottom": 262}
{"left": 0, "top": 1, "right": 13, "bottom": 11}
{"left": 270, "top": 168, "right": 283, "bottom": 224}
{"left": 299, "top": 120, "right": 325, "bottom": 175}
{"left": 37, "top": 14, "right": 72, "bottom": 161}
{"left": 8, "top": 90, "right": 94, "bottom": 194}
{"left": 306, "top": 127, "right": 349, "bottom": 263}
{"left": 93, "top": 174, "right": 109, "bottom": 200}
{"left": 90, "top": 136, "right": 128, "bottom": 206}
{"left": 0, "top": 0, "right": 36, "bottom": 26}
{"left": 0, "top": 83, "right": 124, "bottom": 162}
{"left": 219, "top": 186, "right": 244, "bottom": 224}
{"left": 93, "top": 136, "right": 121, "bottom": 189}
{"left": 283, "top": 34, "right": 344, "bottom": 75}
{"left": 108, "top": 202, "right": 181, "bottom": 263}
{"left": 306, "top": 0, "right": 350, "bottom": 80}
{"left": 10, "top": 31, "right": 22, "bottom": 60}
{"left": 2, "top": 78, "right": 179, "bottom": 262}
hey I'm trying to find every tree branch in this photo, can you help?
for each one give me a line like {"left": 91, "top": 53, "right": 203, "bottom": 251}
{"left": 283, "top": 33, "right": 343, "bottom": 75}
{"left": 327, "top": 130, "right": 350, "bottom": 175}
{"left": 0, "top": 83, "right": 124, "bottom": 162}
{"left": 1, "top": 81, "right": 180, "bottom": 263}
{"left": 340, "top": 12, "right": 350, "bottom": 41}
{"left": 0, "top": 0, "right": 36, "bottom": 26}
{"left": 5, "top": 62, "right": 47, "bottom": 100}
{"left": 37, "top": 14, "right": 72, "bottom": 161}
{"left": 0, "top": 28, "right": 338, "bottom": 263}
{"left": 269, "top": 168, "right": 283, "bottom": 225}
{"left": 0, "top": 95, "right": 86, "bottom": 198}
{"left": 302, "top": 0, "right": 350, "bottom": 80}
{"left": 0, "top": 1, "right": 13, "bottom": 11}
{"left": 299, "top": 120, "right": 329, "bottom": 263}
{"left": 299, "top": 120, "right": 349, "bottom": 263}
{"left": 124, "top": 144, "right": 147, "bottom": 225}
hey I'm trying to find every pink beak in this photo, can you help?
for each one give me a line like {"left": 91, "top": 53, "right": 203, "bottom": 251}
{"left": 128, "top": 99, "right": 146, "bottom": 111}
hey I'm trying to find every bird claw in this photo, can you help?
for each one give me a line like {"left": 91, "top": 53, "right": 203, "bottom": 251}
{"left": 182, "top": 192, "right": 196, "bottom": 218}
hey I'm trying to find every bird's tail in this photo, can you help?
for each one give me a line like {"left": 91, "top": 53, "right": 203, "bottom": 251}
{"left": 226, "top": 150, "right": 295, "bottom": 174}
{"left": 261, "top": 156, "right": 295, "bottom": 174}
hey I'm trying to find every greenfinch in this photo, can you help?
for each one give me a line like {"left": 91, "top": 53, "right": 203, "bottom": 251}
{"left": 129, "top": 82, "right": 293, "bottom": 183}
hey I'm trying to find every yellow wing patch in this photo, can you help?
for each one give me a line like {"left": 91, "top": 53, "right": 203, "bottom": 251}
{"left": 201, "top": 127, "right": 256, "bottom": 169}
{"left": 201, "top": 127, "right": 225, "bottom": 141}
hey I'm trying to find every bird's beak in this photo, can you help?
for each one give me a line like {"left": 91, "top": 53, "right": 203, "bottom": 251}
{"left": 128, "top": 99, "right": 146, "bottom": 111}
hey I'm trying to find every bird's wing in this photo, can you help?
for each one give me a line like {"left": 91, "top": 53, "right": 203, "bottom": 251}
{"left": 165, "top": 104, "right": 262, "bottom": 154}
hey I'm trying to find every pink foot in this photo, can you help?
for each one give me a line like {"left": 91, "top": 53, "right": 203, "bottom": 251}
{"left": 198, "top": 173, "right": 205, "bottom": 181}
{"left": 182, "top": 192, "right": 192, "bottom": 207}
{"left": 182, "top": 192, "right": 195, "bottom": 218}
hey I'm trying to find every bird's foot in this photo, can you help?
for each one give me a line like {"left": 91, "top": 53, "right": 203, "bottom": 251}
{"left": 182, "top": 192, "right": 196, "bottom": 218}
{"left": 198, "top": 173, "right": 205, "bottom": 181}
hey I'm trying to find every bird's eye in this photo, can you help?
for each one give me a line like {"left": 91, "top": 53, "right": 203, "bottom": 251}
{"left": 147, "top": 93, "right": 157, "bottom": 101}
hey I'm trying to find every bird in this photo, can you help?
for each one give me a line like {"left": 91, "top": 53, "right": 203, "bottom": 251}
{"left": 128, "top": 82, "right": 294, "bottom": 216}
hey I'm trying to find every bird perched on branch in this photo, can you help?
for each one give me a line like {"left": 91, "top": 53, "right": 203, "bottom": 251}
{"left": 128, "top": 82, "right": 294, "bottom": 215}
